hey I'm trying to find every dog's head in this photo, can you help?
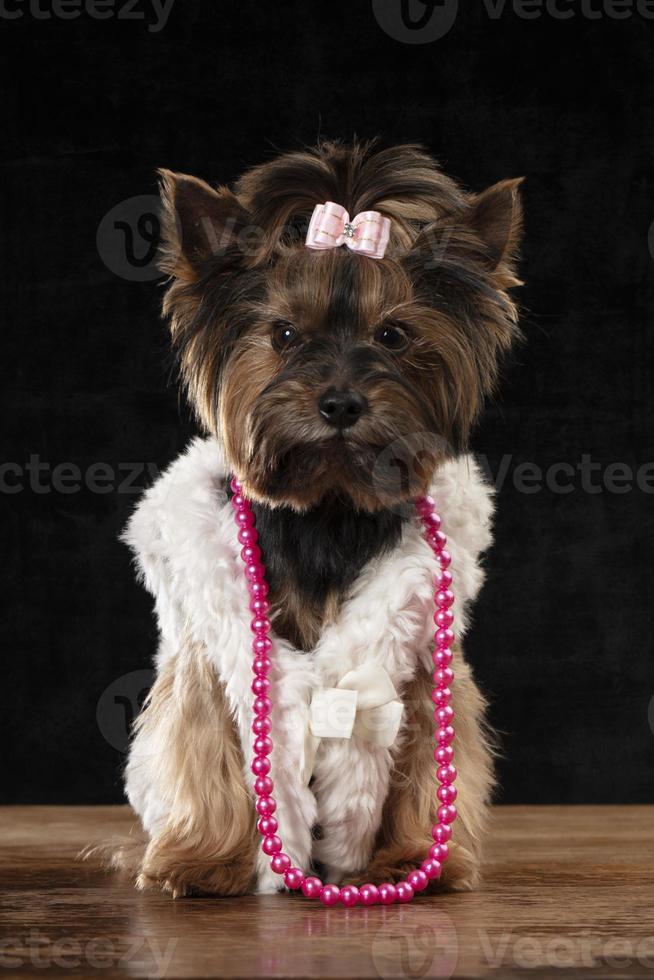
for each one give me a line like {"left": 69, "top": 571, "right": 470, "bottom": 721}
{"left": 158, "top": 141, "right": 522, "bottom": 511}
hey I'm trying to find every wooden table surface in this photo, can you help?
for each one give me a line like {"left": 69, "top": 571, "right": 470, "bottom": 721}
{"left": 1, "top": 806, "right": 653, "bottom": 978}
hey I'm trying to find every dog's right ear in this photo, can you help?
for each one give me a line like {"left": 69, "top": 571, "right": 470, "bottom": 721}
{"left": 157, "top": 169, "right": 250, "bottom": 283}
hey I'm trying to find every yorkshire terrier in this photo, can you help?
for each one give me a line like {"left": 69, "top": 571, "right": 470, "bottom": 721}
{"left": 117, "top": 140, "right": 522, "bottom": 897}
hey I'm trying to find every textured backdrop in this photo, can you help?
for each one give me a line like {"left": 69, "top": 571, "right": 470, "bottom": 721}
{"left": 2, "top": 1, "right": 653, "bottom": 803}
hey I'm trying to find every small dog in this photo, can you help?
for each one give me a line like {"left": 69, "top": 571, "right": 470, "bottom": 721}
{"left": 118, "top": 140, "right": 522, "bottom": 896}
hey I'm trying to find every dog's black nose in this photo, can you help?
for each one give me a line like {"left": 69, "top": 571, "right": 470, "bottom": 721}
{"left": 318, "top": 388, "right": 367, "bottom": 429}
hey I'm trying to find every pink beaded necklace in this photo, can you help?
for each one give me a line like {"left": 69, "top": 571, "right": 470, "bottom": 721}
{"left": 231, "top": 476, "right": 457, "bottom": 907}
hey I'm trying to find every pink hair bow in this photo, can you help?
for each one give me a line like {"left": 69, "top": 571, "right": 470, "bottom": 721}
{"left": 305, "top": 201, "right": 391, "bottom": 260}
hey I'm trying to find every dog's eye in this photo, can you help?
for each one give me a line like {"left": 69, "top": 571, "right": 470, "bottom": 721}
{"left": 271, "top": 320, "right": 298, "bottom": 352}
{"left": 375, "top": 324, "right": 410, "bottom": 352}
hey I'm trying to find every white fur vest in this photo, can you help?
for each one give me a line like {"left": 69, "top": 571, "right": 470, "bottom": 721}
{"left": 123, "top": 435, "right": 494, "bottom": 892}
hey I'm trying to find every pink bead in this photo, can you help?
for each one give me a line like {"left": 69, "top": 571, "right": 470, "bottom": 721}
{"left": 429, "top": 529, "right": 447, "bottom": 551}
{"left": 250, "top": 597, "right": 270, "bottom": 615}
{"left": 257, "top": 815, "right": 277, "bottom": 835}
{"left": 396, "top": 881, "right": 414, "bottom": 903}
{"left": 235, "top": 509, "right": 255, "bottom": 527}
{"left": 301, "top": 876, "right": 323, "bottom": 898}
{"left": 230, "top": 476, "right": 242, "bottom": 493}
{"left": 320, "top": 884, "right": 341, "bottom": 907}
{"left": 252, "top": 676, "right": 270, "bottom": 696}
{"left": 422, "top": 512, "right": 441, "bottom": 530}
{"left": 271, "top": 852, "right": 291, "bottom": 874}
{"left": 407, "top": 870, "right": 428, "bottom": 892}
{"left": 430, "top": 843, "right": 449, "bottom": 862}
{"left": 435, "top": 628, "right": 454, "bottom": 648}
{"left": 437, "top": 764, "right": 457, "bottom": 785}
{"left": 437, "top": 725, "right": 455, "bottom": 745}
{"left": 421, "top": 859, "right": 442, "bottom": 880}
{"left": 432, "top": 687, "right": 454, "bottom": 725}
{"left": 237, "top": 527, "right": 258, "bottom": 545}
{"left": 435, "top": 608, "right": 454, "bottom": 629}
{"left": 241, "top": 543, "right": 261, "bottom": 563}
{"left": 253, "top": 735, "right": 272, "bottom": 757}
{"left": 436, "top": 589, "right": 454, "bottom": 608}
{"left": 434, "top": 626, "right": 455, "bottom": 652}
{"left": 438, "top": 803, "right": 457, "bottom": 824}
{"left": 251, "top": 756, "right": 270, "bottom": 776}
{"left": 340, "top": 885, "right": 360, "bottom": 908}
{"left": 252, "top": 656, "right": 272, "bottom": 676}
{"left": 378, "top": 883, "right": 397, "bottom": 905}
{"left": 436, "top": 705, "right": 454, "bottom": 726}
{"left": 434, "top": 647, "right": 453, "bottom": 667}
{"left": 437, "top": 784, "right": 457, "bottom": 804}
{"left": 250, "top": 616, "right": 271, "bottom": 634}
{"left": 284, "top": 867, "right": 305, "bottom": 890}
{"left": 253, "top": 696, "right": 272, "bottom": 716}
{"left": 359, "top": 883, "right": 380, "bottom": 906}
{"left": 254, "top": 775, "right": 273, "bottom": 796}
{"left": 252, "top": 635, "right": 272, "bottom": 655}
{"left": 432, "top": 687, "right": 451, "bottom": 706}
{"left": 246, "top": 563, "right": 265, "bottom": 583}
{"left": 415, "top": 495, "right": 435, "bottom": 516}
{"left": 435, "top": 744, "right": 454, "bottom": 765}
{"left": 438, "top": 569, "right": 453, "bottom": 589}
{"left": 435, "top": 667, "right": 454, "bottom": 687}
{"left": 262, "top": 835, "right": 282, "bottom": 855}
{"left": 249, "top": 580, "right": 269, "bottom": 598}
{"left": 439, "top": 549, "right": 452, "bottom": 568}
{"left": 432, "top": 823, "right": 452, "bottom": 843}
{"left": 256, "top": 795, "right": 276, "bottom": 815}
{"left": 252, "top": 715, "right": 272, "bottom": 735}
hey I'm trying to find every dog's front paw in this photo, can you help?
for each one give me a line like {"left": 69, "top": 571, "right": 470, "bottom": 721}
{"left": 136, "top": 860, "right": 255, "bottom": 898}
{"left": 136, "top": 834, "right": 257, "bottom": 898}
{"left": 342, "top": 842, "right": 481, "bottom": 893}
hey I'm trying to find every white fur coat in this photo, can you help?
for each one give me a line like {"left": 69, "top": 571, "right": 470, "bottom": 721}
{"left": 123, "top": 436, "right": 494, "bottom": 892}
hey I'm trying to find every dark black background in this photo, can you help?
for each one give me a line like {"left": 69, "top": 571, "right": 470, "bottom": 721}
{"left": 2, "top": 1, "right": 653, "bottom": 804}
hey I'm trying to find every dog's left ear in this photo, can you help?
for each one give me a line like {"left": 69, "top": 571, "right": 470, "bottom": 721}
{"left": 410, "top": 177, "right": 523, "bottom": 286}
{"left": 466, "top": 178, "right": 524, "bottom": 275}
{"left": 157, "top": 168, "right": 251, "bottom": 283}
